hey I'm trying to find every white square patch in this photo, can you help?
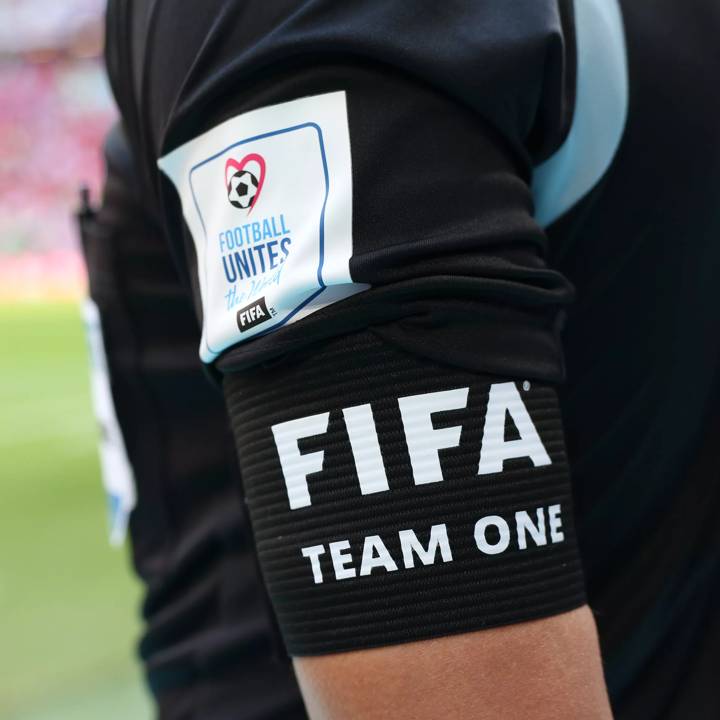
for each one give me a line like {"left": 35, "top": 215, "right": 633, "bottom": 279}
{"left": 158, "top": 91, "right": 366, "bottom": 363}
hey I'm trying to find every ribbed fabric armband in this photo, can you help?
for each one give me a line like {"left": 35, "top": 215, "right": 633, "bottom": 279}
{"left": 223, "top": 330, "right": 585, "bottom": 655}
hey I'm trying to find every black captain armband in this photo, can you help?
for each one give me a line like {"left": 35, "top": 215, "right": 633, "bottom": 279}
{"left": 154, "top": 57, "right": 586, "bottom": 654}
{"left": 223, "top": 330, "right": 586, "bottom": 655}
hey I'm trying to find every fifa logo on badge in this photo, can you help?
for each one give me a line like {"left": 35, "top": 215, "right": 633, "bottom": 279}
{"left": 237, "top": 296, "right": 271, "bottom": 332}
{"left": 226, "top": 153, "right": 266, "bottom": 212}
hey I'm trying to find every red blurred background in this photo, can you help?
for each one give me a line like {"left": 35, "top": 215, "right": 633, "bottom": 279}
{"left": 0, "top": 0, "right": 115, "bottom": 300}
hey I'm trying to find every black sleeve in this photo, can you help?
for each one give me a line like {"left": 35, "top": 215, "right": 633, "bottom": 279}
{"left": 106, "top": 0, "right": 585, "bottom": 656}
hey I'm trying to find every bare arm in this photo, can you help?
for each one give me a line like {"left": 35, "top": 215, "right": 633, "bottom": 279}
{"left": 294, "top": 605, "right": 612, "bottom": 720}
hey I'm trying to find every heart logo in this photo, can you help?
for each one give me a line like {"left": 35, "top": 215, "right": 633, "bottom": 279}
{"left": 225, "top": 153, "right": 266, "bottom": 213}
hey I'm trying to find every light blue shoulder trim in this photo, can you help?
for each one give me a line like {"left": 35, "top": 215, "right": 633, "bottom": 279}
{"left": 532, "top": 0, "right": 628, "bottom": 228}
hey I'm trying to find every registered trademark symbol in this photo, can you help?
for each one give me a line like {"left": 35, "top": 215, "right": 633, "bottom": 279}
{"left": 522, "top": 380, "right": 531, "bottom": 392}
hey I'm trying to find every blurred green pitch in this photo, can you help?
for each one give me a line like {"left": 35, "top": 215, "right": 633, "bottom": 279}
{"left": 0, "top": 303, "right": 151, "bottom": 719}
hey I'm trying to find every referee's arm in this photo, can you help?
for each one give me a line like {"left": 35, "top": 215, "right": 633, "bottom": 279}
{"left": 110, "top": 0, "right": 615, "bottom": 716}
{"left": 296, "top": 607, "right": 610, "bottom": 720}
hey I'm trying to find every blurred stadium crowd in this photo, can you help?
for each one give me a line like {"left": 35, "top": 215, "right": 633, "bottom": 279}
{"left": 0, "top": 0, "right": 115, "bottom": 300}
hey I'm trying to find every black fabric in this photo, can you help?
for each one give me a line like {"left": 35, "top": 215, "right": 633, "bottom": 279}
{"left": 209, "top": 62, "right": 573, "bottom": 382}
{"left": 156, "top": 663, "right": 307, "bottom": 720}
{"left": 105, "top": 0, "right": 577, "bottom": 324}
{"left": 548, "top": 2, "right": 720, "bottom": 716}
{"left": 79, "top": 123, "right": 307, "bottom": 719}
{"left": 107, "top": 0, "right": 576, "bottom": 173}
{"left": 224, "top": 329, "right": 585, "bottom": 655}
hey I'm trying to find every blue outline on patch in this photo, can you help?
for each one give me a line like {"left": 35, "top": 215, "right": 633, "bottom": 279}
{"left": 188, "top": 122, "right": 330, "bottom": 357}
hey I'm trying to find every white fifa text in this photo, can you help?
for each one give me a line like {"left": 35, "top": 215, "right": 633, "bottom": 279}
{"left": 272, "top": 381, "right": 551, "bottom": 510}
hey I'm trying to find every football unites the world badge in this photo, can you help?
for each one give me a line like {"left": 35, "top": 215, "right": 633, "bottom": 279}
{"left": 158, "top": 91, "right": 360, "bottom": 362}
{"left": 225, "top": 153, "right": 266, "bottom": 212}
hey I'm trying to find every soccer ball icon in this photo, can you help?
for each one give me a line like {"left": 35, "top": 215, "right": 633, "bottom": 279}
{"left": 227, "top": 169, "right": 259, "bottom": 209}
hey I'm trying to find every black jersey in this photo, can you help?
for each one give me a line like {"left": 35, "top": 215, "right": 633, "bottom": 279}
{"left": 86, "top": 1, "right": 720, "bottom": 718}
{"left": 555, "top": 2, "right": 720, "bottom": 715}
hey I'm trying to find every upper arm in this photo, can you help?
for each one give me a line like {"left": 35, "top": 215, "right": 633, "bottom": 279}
{"left": 107, "top": 0, "right": 610, "bottom": 715}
